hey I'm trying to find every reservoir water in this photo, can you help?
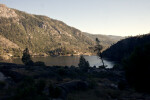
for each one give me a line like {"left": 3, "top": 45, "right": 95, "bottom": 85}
{"left": 7, "top": 56, "right": 115, "bottom": 68}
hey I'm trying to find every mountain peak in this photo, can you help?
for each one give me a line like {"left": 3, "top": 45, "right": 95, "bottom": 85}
{"left": 0, "top": 4, "right": 17, "bottom": 18}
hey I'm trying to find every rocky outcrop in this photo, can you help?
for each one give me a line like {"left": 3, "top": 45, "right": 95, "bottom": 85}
{"left": 0, "top": 72, "right": 6, "bottom": 81}
{"left": 0, "top": 4, "right": 18, "bottom": 18}
{"left": 0, "top": 55, "right": 11, "bottom": 60}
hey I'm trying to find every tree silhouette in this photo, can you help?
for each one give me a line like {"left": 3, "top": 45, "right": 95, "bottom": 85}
{"left": 94, "top": 38, "right": 105, "bottom": 67}
{"left": 78, "top": 55, "right": 90, "bottom": 72}
{"left": 22, "top": 48, "right": 33, "bottom": 65}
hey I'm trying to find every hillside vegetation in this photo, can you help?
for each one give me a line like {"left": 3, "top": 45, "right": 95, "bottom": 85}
{"left": 0, "top": 4, "right": 122, "bottom": 59}
{"left": 84, "top": 33, "right": 123, "bottom": 50}
{"left": 103, "top": 33, "right": 150, "bottom": 61}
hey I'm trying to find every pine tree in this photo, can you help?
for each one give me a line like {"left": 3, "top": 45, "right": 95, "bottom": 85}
{"left": 94, "top": 38, "right": 105, "bottom": 67}
{"left": 78, "top": 55, "right": 90, "bottom": 72}
{"left": 22, "top": 48, "right": 33, "bottom": 65}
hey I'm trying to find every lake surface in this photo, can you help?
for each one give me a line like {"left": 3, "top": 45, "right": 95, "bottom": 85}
{"left": 6, "top": 56, "right": 115, "bottom": 68}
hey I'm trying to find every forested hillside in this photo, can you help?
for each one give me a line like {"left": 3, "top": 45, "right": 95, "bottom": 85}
{"left": 102, "top": 33, "right": 150, "bottom": 61}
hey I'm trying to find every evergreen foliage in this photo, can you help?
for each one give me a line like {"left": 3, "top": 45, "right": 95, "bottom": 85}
{"left": 49, "top": 84, "right": 62, "bottom": 98}
{"left": 78, "top": 55, "right": 90, "bottom": 72}
{"left": 22, "top": 48, "right": 33, "bottom": 65}
{"left": 94, "top": 38, "right": 105, "bottom": 67}
{"left": 103, "top": 34, "right": 150, "bottom": 61}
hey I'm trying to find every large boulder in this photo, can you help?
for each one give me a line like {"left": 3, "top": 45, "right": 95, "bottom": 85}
{"left": 58, "top": 80, "right": 88, "bottom": 93}
{"left": 0, "top": 72, "right": 6, "bottom": 81}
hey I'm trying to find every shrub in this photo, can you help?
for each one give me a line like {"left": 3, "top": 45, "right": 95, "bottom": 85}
{"left": 57, "top": 68, "right": 67, "bottom": 76}
{"left": 36, "top": 79, "right": 46, "bottom": 94}
{"left": 98, "top": 65, "right": 106, "bottom": 69}
{"left": 11, "top": 77, "right": 48, "bottom": 100}
{"left": 49, "top": 84, "right": 62, "bottom": 98}
{"left": 88, "top": 79, "right": 98, "bottom": 89}
{"left": 34, "top": 61, "right": 46, "bottom": 66}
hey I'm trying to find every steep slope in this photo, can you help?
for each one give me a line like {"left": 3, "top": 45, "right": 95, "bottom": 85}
{"left": 102, "top": 33, "right": 150, "bottom": 61}
{"left": 0, "top": 35, "right": 19, "bottom": 49}
{"left": 83, "top": 33, "right": 123, "bottom": 50}
{"left": 0, "top": 4, "right": 122, "bottom": 58}
{"left": 0, "top": 4, "right": 94, "bottom": 56}
{"left": 0, "top": 35, "right": 22, "bottom": 59}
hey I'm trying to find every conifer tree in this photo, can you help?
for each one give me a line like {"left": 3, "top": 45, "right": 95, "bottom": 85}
{"left": 94, "top": 38, "right": 105, "bottom": 67}
{"left": 78, "top": 55, "right": 90, "bottom": 72}
{"left": 22, "top": 48, "right": 33, "bottom": 65}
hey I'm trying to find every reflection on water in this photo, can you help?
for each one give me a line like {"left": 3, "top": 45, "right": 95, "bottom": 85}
{"left": 4, "top": 56, "right": 115, "bottom": 68}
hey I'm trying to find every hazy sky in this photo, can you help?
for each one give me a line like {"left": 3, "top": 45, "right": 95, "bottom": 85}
{"left": 1, "top": 0, "right": 150, "bottom": 36}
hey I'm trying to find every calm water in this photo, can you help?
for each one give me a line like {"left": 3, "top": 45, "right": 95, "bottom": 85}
{"left": 6, "top": 56, "right": 115, "bottom": 68}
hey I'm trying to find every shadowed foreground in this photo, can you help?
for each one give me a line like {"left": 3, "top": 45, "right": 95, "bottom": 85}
{"left": 0, "top": 62, "right": 150, "bottom": 100}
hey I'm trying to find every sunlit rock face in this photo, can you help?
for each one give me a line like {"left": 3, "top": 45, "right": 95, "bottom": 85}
{"left": 0, "top": 4, "right": 18, "bottom": 18}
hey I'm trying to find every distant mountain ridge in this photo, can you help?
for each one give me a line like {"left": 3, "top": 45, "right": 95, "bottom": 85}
{"left": 83, "top": 33, "right": 123, "bottom": 50}
{"left": 0, "top": 4, "right": 122, "bottom": 59}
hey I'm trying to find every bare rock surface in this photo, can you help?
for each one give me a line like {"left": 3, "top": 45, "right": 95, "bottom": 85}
{"left": 0, "top": 4, "right": 18, "bottom": 18}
